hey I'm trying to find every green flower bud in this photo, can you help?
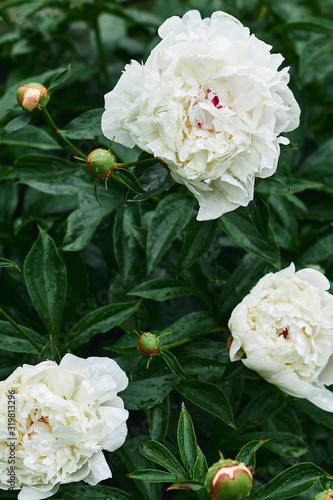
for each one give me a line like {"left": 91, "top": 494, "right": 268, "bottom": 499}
{"left": 138, "top": 332, "right": 160, "bottom": 356}
{"left": 17, "top": 82, "right": 49, "bottom": 112}
{"left": 86, "top": 149, "right": 115, "bottom": 179}
{"left": 315, "top": 490, "right": 333, "bottom": 500}
{"left": 205, "top": 459, "right": 253, "bottom": 500}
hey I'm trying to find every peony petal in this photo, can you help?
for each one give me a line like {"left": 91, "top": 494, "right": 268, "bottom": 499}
{"left": 18, "top": 485, "right": 59, "bottom": 500}
{"left": 84, "top": 451, "right": 112, "bottom": 485}
{"left": 243, "top": 356, "right": 333, "bottom": 412}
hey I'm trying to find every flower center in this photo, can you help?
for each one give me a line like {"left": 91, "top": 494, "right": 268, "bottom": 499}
{"left": 186, "top": 86, "right": 235, "bottom": 132}
{"left": 27, "top": 416, "right": 52, "bottom": 438}
{"left": 277, "top": 327, "right": 290, "bottom": 340}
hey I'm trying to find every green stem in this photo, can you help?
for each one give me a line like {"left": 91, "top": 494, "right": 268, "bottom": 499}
{"left": 93, "top": 20, "right": 109, "bottom": 89}
{"left": 40, "top": 107, "right": 87, "bottom": 159}
{"left": 0, "top": 308, "right": 42, "bottom": 352}
{"left": 116, "top": 158, "right": 162, "bottom": 169}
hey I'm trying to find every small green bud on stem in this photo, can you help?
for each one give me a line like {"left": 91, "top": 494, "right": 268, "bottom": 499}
{"left": 86, "top": 149, "right": 115, "bottom": 179}
{"left": 138, "top": 332, "right": 160, "bottom": 356}
{"left": 17, "top": 82, "right": 49, "bottom": 112}
{"left": 205, "top": 459, "right": 253, "bottom": 500}
{"left": 315, "top": 490, "right": 333, "bottom": 500}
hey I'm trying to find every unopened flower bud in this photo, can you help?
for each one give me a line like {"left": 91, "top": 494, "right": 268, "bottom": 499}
{"left": 138, "top": 332, "right": 160, "bottom": 356}
{"left": 205, "top": 459, "right": 253, "bottom": 500}
{"left": 315, "top": 490, "right": 333, "bottom": 500}
{"left": 86, "top": 149, "right": 115, "bottom": 179}
{"left": 17, "top": 82, "right": 49, "bottom": 112}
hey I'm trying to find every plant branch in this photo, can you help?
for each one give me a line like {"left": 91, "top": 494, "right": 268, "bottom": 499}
{"left": 40, "top": 108, "right": 87, "bottom": 159}
{"left": 0, "top": 308, "right": 42, "bottom": 352}
{"left": 115, "top": 158, "right": 161, "bottom": 169}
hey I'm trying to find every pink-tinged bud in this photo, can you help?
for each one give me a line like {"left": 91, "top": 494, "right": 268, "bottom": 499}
{"left": 17, "top": 82, "right": 49, "bottom": 112}
{"left": 138, "top": 332, "right": 160, "bottom": 356}
{"left": 86, "top": 148, "right": 115, "bottom": 179}
{"left": 205, "top": 459, "right": 253, "bottom": 500}
{"left": 315, "top": 490, "right": 333, "bottom": 500}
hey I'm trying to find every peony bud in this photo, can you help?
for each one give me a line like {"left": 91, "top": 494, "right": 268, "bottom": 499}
{"left": 86, "top": 148, "right": 115, "bottom": 179}
{"left": 138, "top": 332, "right": 160, "bottom": 356}
{"left": 17, "top": 82, "right": 49, "bottom": 112}
{"left": 205, "top": 459, "right": 253, "bottom": 500}
{"left": 315, "top": 490, "right": 333, "bottom": 500}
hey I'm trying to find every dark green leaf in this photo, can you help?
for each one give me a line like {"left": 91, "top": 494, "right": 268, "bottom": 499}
{"left": 248, "top": 193, "right": 270, "bottom": 242}
{"left": 60, "top": 108, "right": 103, "bottom": 139}
{"left": 62, "top": 187, "right": 126, "bottom": 251}
{"left": 128, "top": 278, "right": 195, "bottom": 301}
{"left": 237, "top": 432, "right": 308, "bottom": 458}
{"left": 147, "top": 193, "right": 195, "bottom": 273}
{"left": 0, "top": 257, "right": 20, "bottom": 271}
{"left": 128, "top": 469, "right": 177, "bottom": 483}
{"left": 113, "top": 205, "right": 141, "bottom": 283}
{"left": 139, "top": 440, "right": 187, "bottom": 479}
{"left": 121, "top": 374, "right": 177, "bottom": 411}
{"left": 118, "top": 435, "right": 162, "bottom": 500}
{"left": 24, "top": 227, "right": 67, "bottom": 335}
{"left": 167, "top": 480, "right": 205, "bottom": 491}
{"left": 249, "top": 463, "right": 332, "bottom": 500}
{"left": 160, "top": 311, "right": 216, "bottom": 349}
{"left": 219, "top": 209, "right": 280, "bottom": 269}
{"left": 218, "top": 254, "right": 267, "bottom": 316}
{"left": 193, "top": 446, "right": 208, "bottom": 484}
{"left": 114, "top": 168, "right": 148, "bottom": 193}
{"left": 177, "top": 403, "right": 198, "bottom": 476}
{"left": 176, "top": 218, "right": 218, "bottom": 275}
{"left": 59, "top": 484, "right": 135, "bottom": 500}
{"left": 0, "top": 125, "right": 61, "bottom": 150}
{"left": 48, "top": 64, "right": 72, "bottom": 92}
{"left": 129, "top": 163, "right": 175, "bottom": 202}
{"left": 13, "top": 154, "right": 77, "bottom": 182}
{"left": 160, "top": 350, "right": 192, "bottom": 381}
{"left": 0, "top": 321, "right": 44, "bottom": 353}
{"left": 176, "top": 380, "right": 235, "bottom": 429}
{"left": 148, "top": 396, "right": 170, "bottom": 444}
{"left": 37, "top": 334, "right": 61, "bottom": 363}
{"left": 237, "top": 390, "right": 285, "bottom": 430}
{"left": 2, "top": 114, "right": 31, "bottom": 135}
{"left": 66, "top": 301, "right": 140, "bottom": 350}
{"left": 236, "top": 440, "right": 267, "bottom": 468}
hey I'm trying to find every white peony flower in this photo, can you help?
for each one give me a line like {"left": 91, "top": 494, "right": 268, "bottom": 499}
{"left": 229, "top": 263, "right": 333, "bottom": 412}
{"left": 102, "top": 10, "right": 300, "bottom": 220}
{"left": 0, "top": 354, "right": 129, "bottom": 499}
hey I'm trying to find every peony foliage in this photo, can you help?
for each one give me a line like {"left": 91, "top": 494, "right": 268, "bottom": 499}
{"left": 0, "top": 1, "right": 333, "bottom": 500}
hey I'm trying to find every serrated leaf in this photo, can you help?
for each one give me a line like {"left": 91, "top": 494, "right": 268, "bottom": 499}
{"left": 24, "top": 227, "right": 67, "bottom": 335}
